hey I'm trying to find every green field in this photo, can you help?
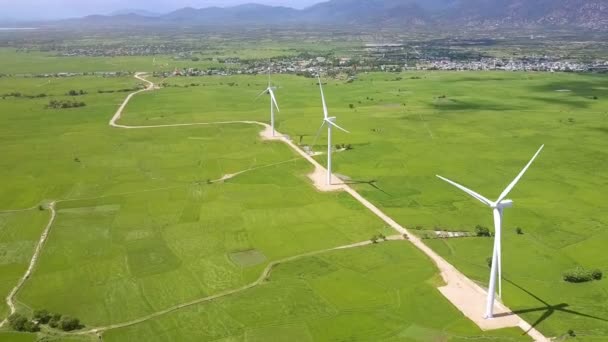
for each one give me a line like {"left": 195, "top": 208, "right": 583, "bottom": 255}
{"left": 0, "top": 48, "right": 607, "bottom": 342}
{"left": 121, "top": 71, "right": 608, "bottom": 339}
{"left": 104, "top": 242, "right": 528, "bottom": 342}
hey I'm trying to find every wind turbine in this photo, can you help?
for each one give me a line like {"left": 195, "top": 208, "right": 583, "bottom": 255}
{"left": 436, "top": 145, "right": 544, "bottom": 319}
{"left": 256, "top": 70, "right": 280, "bottom": 137}
{"left": 313, "top": 76, "right": 350, "bottom": 185}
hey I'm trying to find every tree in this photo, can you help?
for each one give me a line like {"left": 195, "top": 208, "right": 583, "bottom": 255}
{"left": 349, "top": 103, "right": 355, "bottom": 109}
{"left": 33, "top": 309, "right": 51, "bottom": 324}
{"left": 516, "top": 227, "right": 524, "bottom": 235}
{"left": 475, "top": 225, "right": 491, "bottom": 237}
{"left": 60, "top": 316, "right": 81, "bottom": 331}
{"left": 23, "top": 321, "right": 40, "bottom": 332}
{"left": 8, "top": 313, "right": 27, "bottom": 331}
{"left": 49, "top": 313, "right": 62, "bottom": 328}
{"left": 592, "top": 269, "right": 603, "bottom": 280}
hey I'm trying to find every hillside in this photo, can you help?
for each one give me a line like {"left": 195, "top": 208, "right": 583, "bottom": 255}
{"left": 41, "top": 0, "right": 608, "bottom": 30}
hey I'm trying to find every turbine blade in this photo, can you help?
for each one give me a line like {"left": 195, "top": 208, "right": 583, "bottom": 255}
{"left": 311, "top": 121, "right": 326, "bottom": 150}
{"left": 269, "top": 89, "right": 280, "bottom": 112}
{"left": 436, "top": 175, "right": 493, "bottom": 207}
{"left": 496, "top": 145, "right": 544, "bottom": 203}
{"left": 255, "top": 88, "right": 268, "bottom": 100}
{"left": 318, "top": 76, "right": 329, "bottom": 119}
{"left": 327, "top": 120, "right": 350, "bottom": 133}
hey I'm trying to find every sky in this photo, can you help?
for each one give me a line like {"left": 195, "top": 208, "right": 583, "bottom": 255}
{"left": 0, "top": 0, "right": 326, "bottom": 20}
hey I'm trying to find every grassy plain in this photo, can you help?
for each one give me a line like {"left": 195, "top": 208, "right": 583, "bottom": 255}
{"left": 104, "top": 242, "right": 528, "bottom": 342}
{"left": 0, "top": 46, "right": 607, "bottom": 341}
{"left": 0, "top": 210, "right": 50, "bottom": 318}
{"left": 123, "top": 71, "right": 608, "bottom": 339}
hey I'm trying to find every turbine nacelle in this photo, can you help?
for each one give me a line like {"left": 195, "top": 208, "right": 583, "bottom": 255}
{"left": 494, "top": 199, "right": 513, "bottom": 209}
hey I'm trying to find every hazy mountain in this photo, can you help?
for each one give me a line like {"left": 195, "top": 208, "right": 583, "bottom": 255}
{"left": 162, "top": 4, "right": 298, "bottom": 24}
{"left": 46, "top": 0, "right": 608, "bottom": 30}
{"left": 109, "top": 9, "right": 162, "bottom": 17}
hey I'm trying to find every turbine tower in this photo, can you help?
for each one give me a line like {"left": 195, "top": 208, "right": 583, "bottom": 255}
{"left": 315, "top": 76, "right": 350, "bottom": 185}
{"left": 436, "top": 145, "right": 544, "bottom": 319}
{"left": 256, "top": 70, "right": 280, "bottom": 136}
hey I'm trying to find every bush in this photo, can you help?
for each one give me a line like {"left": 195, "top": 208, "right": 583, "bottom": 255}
{"left": 8, "top": 313, "right": 39, "bottom": 332}
{"left": 563, "top": 267, "right": 603, "bottom": 283}
{"left": 8, "top": 313, "right": 27, "bottom": 331}
{"left": 33, "top": 309, "right": 51, "bottom": 324}
{"left": 46, "top": 100, "right": 86, "bottom": 109}
{"left": 592, "top": 269, "right": 603, "bottom": 280}
{"left": 475, "top": 225, "right": 491, "bottom": 237}
{"left": 516, "top": 227, "right": 524, "bottom": 235}
{"left": 48, "top": 313, "right": 62, "bottom": 328}
{"left": 60, "top": 316, "right": 81, "bottom": 331}
{"left": 486, "top": 257, "right": 493, "bottom": 268}
{"left": 23, "top": 321, "right": 40, "bottom": 332}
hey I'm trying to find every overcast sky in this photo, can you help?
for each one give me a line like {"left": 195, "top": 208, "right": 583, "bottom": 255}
{"left": 0, "top": 0, "right": 325, "bottom": 20}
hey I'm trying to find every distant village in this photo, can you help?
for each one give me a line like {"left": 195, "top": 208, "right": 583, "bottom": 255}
{"left": 154, "top": 54, "right": 608, "bottom": 79}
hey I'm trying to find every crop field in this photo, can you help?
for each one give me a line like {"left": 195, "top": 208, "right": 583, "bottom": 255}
{"left": 104, "top": 242, "right": 528, "bottom": 342}
{"left": 123, "top": 71, "right": 608, "bottom": 339}
{"left": 0, "top": 49, "right": 607, "bottom": 342}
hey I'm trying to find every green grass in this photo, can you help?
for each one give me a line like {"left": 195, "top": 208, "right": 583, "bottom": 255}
{"left": 1, "top": 69, "right": 606, "bottom": 340}
{"left": 103, "top": 242, "right": 529, "bottom": 342}
{"left": 122, "top": 71, "right": 608, "bottom": 338}
{"left": 0, "top": 209, "right": 50, "bottom": 318}
{"left": 0, "top": 332, "right": 37, "bottom": 342}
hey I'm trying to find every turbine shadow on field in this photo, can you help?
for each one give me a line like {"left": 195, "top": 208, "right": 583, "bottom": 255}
{"left": 497, "top": 278, "right": 608, "bottom": 332}
{"left": 525, "top": 96, "right": 592, "bottom": 108}
{"left": 342, "top": 179, "right": 391, "bottom": 196}
{"left": 433, "top": 99, "right": 515, "bottom": 111}
{"left": 530, "top": 79, "right": 608, "bottom": 100}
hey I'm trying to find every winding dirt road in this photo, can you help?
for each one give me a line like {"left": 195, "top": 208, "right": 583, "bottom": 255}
{"left": 0, "top": 202, "right": 56, "bottom": 328}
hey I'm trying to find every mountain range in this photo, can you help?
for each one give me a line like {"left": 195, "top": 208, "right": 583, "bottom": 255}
{"left": 40, "top": 0, "right": 608, "bottom": 30}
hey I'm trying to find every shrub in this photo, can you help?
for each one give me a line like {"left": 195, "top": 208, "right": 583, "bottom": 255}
{"left": 592, "top": 269, "right": 603, "bottom": 280}
{"left": 33, "top": 309, "right": 51, "bottom": 324}
{"left": 563, "top": 267, "right": 602, "bottom": 283}
{"left": 349, "top": 104, "right": 355, "bottom": 109}
{"left": 48, "top": 313, "right": 62, "bottom": 328}
{"left": 516, "top": 227, "right": 524, "bottom": 235}
{"left": 475, "top": 225, "right": 491, "bottom": 237}
{"left": 60, "top": 316, "right": 81, "bottom": 331}
{"left": 46, "top": 100, "right": 86, "bottom": 109}
{"left": 8, "top": 313, "right": 27, "bottom": 331}
{"left": 8, "top": 313, "right": 39, "bottom": 332}
{"left": 567, "top": 329, "right": 576, "bottom": 337}
{"left": 486, "top": 257, "right": 493, "bottom": 268}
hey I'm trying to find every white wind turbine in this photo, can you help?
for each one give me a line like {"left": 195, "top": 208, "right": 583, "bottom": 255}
{"left": 437, "top": 145, "right": 544, "bottom": 319}
{"left": 313, "top": 76, "right": 350, "bottom": 185}
{"left": 256, "top": 71, "right": 280, "bottom": 136}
